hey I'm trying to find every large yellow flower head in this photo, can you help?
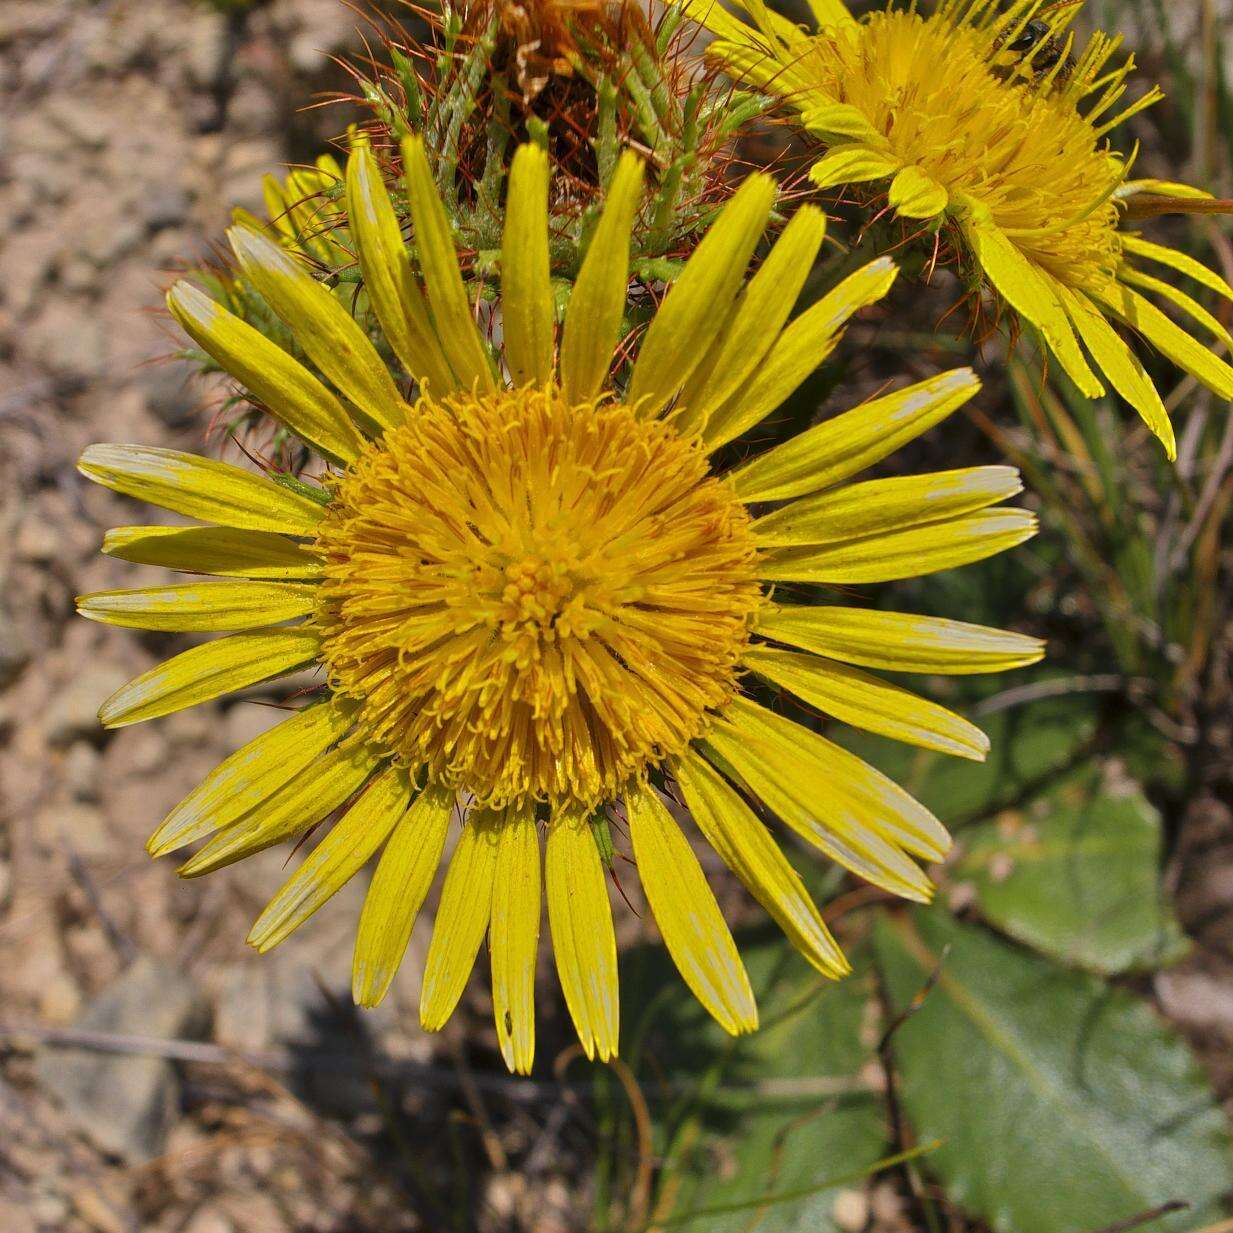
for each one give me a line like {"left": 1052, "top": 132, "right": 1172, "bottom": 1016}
{"left": 682, "top": 0, "right": 1233, "bottom": 460}
{"left": 78, "top": 135, "right": 1042, "bottom": 1073}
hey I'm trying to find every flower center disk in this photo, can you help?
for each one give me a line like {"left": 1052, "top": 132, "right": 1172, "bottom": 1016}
{"left": 314, "top": 387, "right": 763, "bottom": 812}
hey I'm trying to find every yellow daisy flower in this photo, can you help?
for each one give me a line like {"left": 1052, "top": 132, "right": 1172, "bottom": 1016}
{"left": 678, "top": 0, "right": 1233, "bottom": 461}
{"left": 78, "top": 135, "right": 1043, "bottom": 1073}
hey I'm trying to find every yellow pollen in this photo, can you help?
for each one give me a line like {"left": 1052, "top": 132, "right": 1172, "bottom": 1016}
{"left": 804, "top": 9, "right": 1130, "bottom": 290}
{"left": 313, "top": 386, "right": 763, "bottom": 812}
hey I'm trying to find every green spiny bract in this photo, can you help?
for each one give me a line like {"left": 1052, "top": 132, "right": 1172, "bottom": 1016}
{"left": 180, "top": 0, "right": 773, "bottom": 463}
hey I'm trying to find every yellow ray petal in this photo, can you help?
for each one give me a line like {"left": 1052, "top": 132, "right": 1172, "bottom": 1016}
{"left": 743, "top": 645, "right": 989, "bottom": 760}
{"left": 1117, "top": 179, "right": 1212, "bottom": 202}
{"left": 674, "top": 751, "right": 848, "bottom": 978}
{"left": 167, "top": 282, "right": 366, "bottom": 465}
{"left": 803, "top": 0, "right": 857, "bottom": 29}
{"left": 960, "top": 207, "right": 1104, "bottom": 399}
{"left": 730, "top": 368, "right": 979, "bottom": 501}
{"left": 79, "top": 444, "right": 323, "bottom": 536}
{"left": 344, "top": 139, "right": 457, "bottom": 395}
{"left": 709, "top": 35, "right": 815, "bottom": 97}
{"left": 248, "top": 764, "right": 412, "bottom": 953}
{"left": 1059, "top": 285, "right": 1175, "bottom": 458}
{"left": 353, "top": 787, "right": 454, "bottom": 1008}
{"left": 546, "top": 810, "right": 619, "bottom": 1062}
{"left": 401, "top": 135, "right": 497, "bottom": 393}
{"left": 704, "top": 698, "right": 945, "bottom": 901}
{"left": 704, "top": 257, "right": 900, "bottom": 451}
{"left": 755, "top": 605, "right": 1045, "bottom": 675}
{"left": 262, "top": 173, "right": 295, "bottom": 245}
{"left": 77, "top": 581, "right": 316, "bottom": 632}
{"left": 420, "top": 809, "right": 501, "bottom": 1032}
{"left": 807, "top": 145, "right": 902, "bottom": 191}
{"left": 177, "top": 740, "right": 378, "bottom": 877}
{"left": 228, "top": 224, "right": 407, "bottom": 432}
{"left": 559, "top": 152, "right": 645, "bottom": 403}
{"left": 502, "top": 144, "right": 555, "bottom": 388}
{"left": 1098, "top": 282, "right": 1233, "bottom": 399}
{"left": 758, "top": 507, "right": 1037, "bottom": 584}
{"left": 673, "top": 0, "right": 772, "bottom": 45}
{"left": 742, "top": 0, "right": 814, "bottom": 45}
{"left": 243, "top": 199, "right": 278, "bottom": 240}
{"left": 280, "top": 165, "right": 344, "bottom": 265}
{"left": 625, "top": 780, "right": 758, "bottom": 1036}
{"left": 149, "top": 702, "right": 354, "bottom": 856}
{"left": 1120, "top": 234, "right": 1233, "bottom": 302}
{"left": 1121, "top": 267, "right": 1233, "bottom": 351}
{"left": 101, "top": 525, "right": 323, "bottom": 580}
{"left": 676, "top": 205, "right": 827, "bottom": 434}
{"left": 752, "top": 466, "right": 1022, "bottom": 546}
{"left": 725, "top": 698, "right": 950, "bottom": 861}
{"left": 490, "top": 805, "right": 541, "bottom": 1074}
{"left": 888, "top": 166, "right": 949, "bottom": 219}
{"left": 99, "top": 628, "right": 320, "bottom": 729}
{"left": 628, "top": 173, "right": 777, "bottom": 416}
{"left": 800, "top": 103, "right": 883, "bottom": 144}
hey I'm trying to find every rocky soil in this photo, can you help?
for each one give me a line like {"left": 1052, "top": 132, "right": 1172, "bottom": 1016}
{"left": 3, "top": 3, "right": 1233, "bottom": 1232}
{"left": 0, "top": 3, "right": 579, "bottom": 1230}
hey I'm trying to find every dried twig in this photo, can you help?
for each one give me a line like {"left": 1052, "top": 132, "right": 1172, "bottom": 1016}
{"left": 608, "top": 1057, "right": 654, "bottom": 1230}
{"left": 65, "top": 847, "right": 138, "bottom": 965}
{"left": 0, "top": 1020, "right": 871, "bottom": 1102}
{"left": 1171, "top": 408, "right": 1233, "bottom": 571}
{"left": 448, "top": 1031, "right": 510, "bottom": 1172}
{"left": 972, "top": 673, "right": 1128, "bottom": 716}
{"left": 1085, "top": 1201, "right": 1189, "bottom": 1233}
{"left": 877, "top": 935, "right": 951, "bottom": 1233}
{"left": 0, "top": 1021, "right": 562, "bottom": 1103}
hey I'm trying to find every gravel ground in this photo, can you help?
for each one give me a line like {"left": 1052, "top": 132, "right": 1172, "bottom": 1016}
{"left": 2, "top": 3, "right": 1232, "bottom": 1232}
{"left": 0, "top": 4, "right": 582, "bottom": 1230}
